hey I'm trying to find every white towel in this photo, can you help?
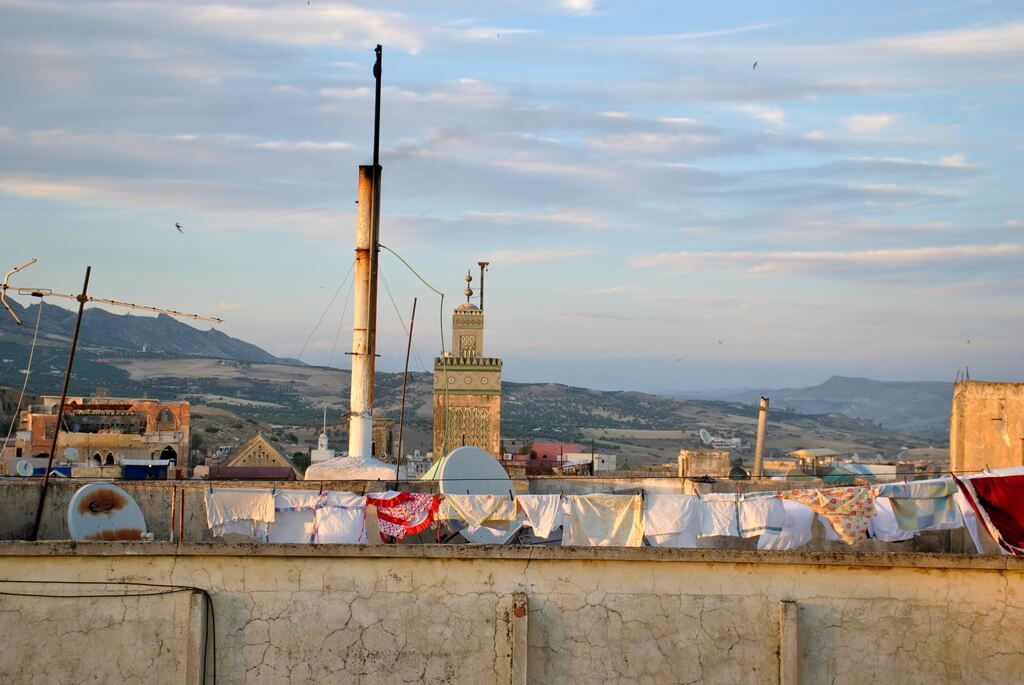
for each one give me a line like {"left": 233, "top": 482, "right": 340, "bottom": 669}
{"left": 738, "top": 495, "right": 785, "bottom": 538}
{"left": 315, "top": 491, "right": 366, "bottom": 544}
{"left": 562, "top": 494, "right": 643, "bottom": 547}
{"left": 643, "top": 494, "right": 704, "bottom": 548}
{"left": 516, "top": 495, "right": 563, "bottom": 538}
{"left": 268, "top": 490, "right": 323, "bottom": 544}
{"left": 440, "top": 494, "right": 517, "bottom": 527}
{"left": 758, "top": 501, "right": 815, "bottom": 551}
{"left": 211, "top": 519, "right": 270, "bottom": 541}
{"left": 700, "top": 494, "right": 739, "bottom": 537}
{"left": 205, "top": 488, "right": 275, "bottom": 529}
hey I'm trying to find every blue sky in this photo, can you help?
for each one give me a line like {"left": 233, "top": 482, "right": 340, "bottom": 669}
{"left": 2, "top": 0, "right": 1022, "bottom": 392}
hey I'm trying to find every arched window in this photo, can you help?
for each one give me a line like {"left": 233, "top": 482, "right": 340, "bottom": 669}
{"left": 92, "top": 453, "right": 102, "bottom": 465}
{"left": 104, "top": 453, "right": 115, "bottom": 466}
{"left": 155, "top": 409, "right": 175, "bottom": 430}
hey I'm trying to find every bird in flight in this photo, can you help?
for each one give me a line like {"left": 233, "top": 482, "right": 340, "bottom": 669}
{"left": 174, "top": 223, "right": 183, "bottom": 233}
{"left": 752, "top": 60, "right": 758, "bottom": 70}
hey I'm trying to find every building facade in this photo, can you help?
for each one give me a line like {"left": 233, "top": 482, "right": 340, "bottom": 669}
{"left": 7, "top": 396, "right": 189, "bottom": 465}
{"left": 433, "top": 271, "right": 502, "bottom": 459}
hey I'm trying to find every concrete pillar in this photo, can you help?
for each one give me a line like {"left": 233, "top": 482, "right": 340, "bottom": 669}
{"left": 348, "top": 165, "right": 376, "bottom": 459}
{"left": 779, "top": 600, "right": 798, "bottom": 685}
{"left": 753, "top": 397, "right": 769, "bottom": 478}
{"left": 511, "top": 592, "right": 528, "bottom": 685}
{"left": 186, "top": 591, "right": 210, "bottom": 685}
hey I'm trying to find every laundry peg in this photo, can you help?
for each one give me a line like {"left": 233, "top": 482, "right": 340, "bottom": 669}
{"left": 319, "top": 481, "right": 325, "bottom": 495}
{"left": 508, "top": 489, "right": 515, "bottom": 503}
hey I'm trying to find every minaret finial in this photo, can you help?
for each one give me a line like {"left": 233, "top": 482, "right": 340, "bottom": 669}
{"left": 464, "top": 270, "right": 473, "bottom": 304}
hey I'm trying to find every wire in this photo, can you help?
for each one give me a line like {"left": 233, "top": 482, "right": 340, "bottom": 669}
{"left": 328, "top": 263, "right": 357, "bottom": 369}
{"left": 0, "top": 578, "right": 217, "bottom": 683}
{"left": 378, "top": 243, "right": 450, "bottom": 456}
{"left": 1, "top": 300, "right": 43, "bottom": 457}
{"left": 379, "top": 268, "right": 428, "bottom": 373}
{"left": 296, "top": 259, "right": 356, "bottom": 362}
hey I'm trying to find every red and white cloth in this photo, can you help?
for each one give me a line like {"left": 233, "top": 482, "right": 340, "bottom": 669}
{"left": 955, "top": 474, "right": 1024, "bottom": 556}
{"left": 366, "top": 491, "right": 440, "bottom": 542}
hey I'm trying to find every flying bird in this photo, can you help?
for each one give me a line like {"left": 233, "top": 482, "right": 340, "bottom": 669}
{"left": 752, "top": 60, "right": 758, "bottom": 70}
{"left": 174, "top": 223, "right": 183, "bottom": 233}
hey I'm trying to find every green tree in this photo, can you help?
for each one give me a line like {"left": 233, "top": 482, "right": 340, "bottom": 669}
{"left": 292, "top": 451, "right": 311, "bottom": 473}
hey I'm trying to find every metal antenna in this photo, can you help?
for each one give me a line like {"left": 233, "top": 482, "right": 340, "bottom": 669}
{"left": 1, "top": 258, "right": 223, "bottom": 324}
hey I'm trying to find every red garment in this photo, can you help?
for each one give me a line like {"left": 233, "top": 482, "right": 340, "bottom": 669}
{"left": 955, "top": 474, "right": 1024, "bottom": 556}
{"left": 366, "top": 492, "right": 440, "bottom": 543}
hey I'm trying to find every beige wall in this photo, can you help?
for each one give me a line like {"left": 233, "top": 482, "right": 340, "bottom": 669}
{"left": 0, "top": 544, "right": 1020, "bottom": 685}
{"left": 950, "top": 380, "right": 1024, "bottom": 472}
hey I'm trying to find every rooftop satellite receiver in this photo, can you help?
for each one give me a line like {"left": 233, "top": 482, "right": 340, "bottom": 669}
{"left": 438, "top": 446, "right": 522, "bottom": 545}
{"left": 15, "top": 459, "right": 34, "bottom": 477}
{"left": 699, "top": 428, "right": 712, "bottom": 445}
{"left": 67, "top": 482, "right": 147, "bottom": 541}
{"left": 64, "top": 447, "right": 79, "bottom": 462}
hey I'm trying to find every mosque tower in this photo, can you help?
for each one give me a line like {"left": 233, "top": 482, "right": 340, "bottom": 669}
{"left": 432, "top": 268, "right": 502, "bottom": 459}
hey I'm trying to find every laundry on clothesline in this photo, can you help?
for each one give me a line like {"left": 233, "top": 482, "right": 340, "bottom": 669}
{"left": 758, "top": 500, "right": 815, "bottom": 551}
{"left": 699, "top": 492, "right": 784, "bottom": 539}
{"left": 315, "top": 491, "right": 366, "bottom": 544}
{"left": 643, "top": 493, "right": 704, "bottom": 548}
{"left": 269, "top": 490, "right": 323, "bottom": 544}
{"left": 205, "top": 487, "right": 275, "bottom": 541}
{"left": 516, "top": 494, "right": 563, "bottom": 539}
{"left": 367, "top": 491, "right": 440, "bottom": 543}
{"left": 782, "top": 486, "right": 875, "bottom": 545}
{"left": 875, "top": 478, "right": 961, "bottom": 532}
{"left": 438, "top": 494, "right": 518, "bottom": 528}
{"left": 562, "top": 494, "right": 643, "bottom": 547}
{"left": 955, "top": 473, "right": 1024, "bottom": 556}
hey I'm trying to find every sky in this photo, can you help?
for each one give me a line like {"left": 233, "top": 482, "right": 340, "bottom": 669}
{"left": 1, "top": 0, "right": 1023, "bottom": 393}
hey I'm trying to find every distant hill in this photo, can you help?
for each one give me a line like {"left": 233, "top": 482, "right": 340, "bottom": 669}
{"left": 0, "top": 298, "right": 283, "bottom": 364}
{"left": 671, "top": 375, "right": 952, "bottom": 439}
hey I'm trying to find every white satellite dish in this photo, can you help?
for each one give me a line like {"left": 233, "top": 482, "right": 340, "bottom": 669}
{"left": 438, "top": 446, "right": 521, "bottom": 545}
{"left": 67, "top": 483, "right": 147, "bottom": 541}
{"left": 699, "top": 428, "right": 712, "bottom": 445}
{"left": 64, "top": 447, "right": 79, "bottom": 462}
{"left": 15, "top": 459, "right": 34, "bottom": 477}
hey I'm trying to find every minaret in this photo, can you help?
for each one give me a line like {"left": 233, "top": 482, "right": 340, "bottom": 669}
{"left": 432, "top": 268, "right": 502, "bottom": 459}
{"left": 310, "top": 407, "right": 335, "bottom": 464}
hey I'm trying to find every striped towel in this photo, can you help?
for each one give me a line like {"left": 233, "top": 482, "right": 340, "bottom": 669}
{"left": 876, "top": 479, "right": 961, "bottom": 532}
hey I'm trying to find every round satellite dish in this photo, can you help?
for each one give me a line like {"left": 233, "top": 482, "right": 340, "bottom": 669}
{"left": 699, "top": 428, "right": 712, "bottom": 445}
{"left": 16, "top": 459, "right": 34, "bottom": 477}
{"left": 67, "top": 483, "right": 147, "bottom": 541}
{"left": 115, "top": 453, "right": 126, "bottom": 463}
{"left": 438, "top": 446, "right": 521, "bottom": 544}
{"left": 64, "top": 447, "right": 79, "bottom": 462}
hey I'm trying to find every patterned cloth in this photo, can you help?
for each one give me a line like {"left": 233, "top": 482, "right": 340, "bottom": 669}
{"left": 875, "top": 478, "right": 960, "bottom": 532}
{"left": 781, "top": 487, "right": 875, "bottom": 545}
{"left": 366, "top": 492, "right": 440, "bottom": 542}
{"left": 955, "top": 474, "right": 1024, "bottom": 556}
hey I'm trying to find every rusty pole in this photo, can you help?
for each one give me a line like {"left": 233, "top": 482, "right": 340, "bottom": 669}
{"left": 395, "top": 297, "right": 417, "bottom": 481}
{"left": 753, "top": 396, "right": 769, "bottom": 478}
{"left": 31, "top": 266, "right": 91, "bottom": 541}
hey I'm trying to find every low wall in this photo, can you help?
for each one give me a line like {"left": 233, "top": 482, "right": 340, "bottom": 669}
{"left": 0, "top": 544, "right": 1020, "bottom": 684}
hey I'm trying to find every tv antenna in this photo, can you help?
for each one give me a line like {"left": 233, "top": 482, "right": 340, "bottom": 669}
{"left": 2, "top": 258, "right": 223, "bottom": 325}
{"left": 1, "top": 258, "right": 222, "bottom": 541}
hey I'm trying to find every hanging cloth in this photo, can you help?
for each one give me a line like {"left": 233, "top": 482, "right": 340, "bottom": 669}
{"left": 781, "top": 486, "right": 875, "bottom": 545}
{"left": 757, "top": 500, "right": 815, "bottom": 551}
{"left": 699, "top": 492, "right": 784, "bottom": 538}
{"left": 954, "top": 474, "right": 1024, "bottom": 556}
{"left": 269, "top": 490, "right": 323, "bottom": 544}
{"left": 516, "top": 494, "right": 564, "bottom": 538}
{"left": 875, "top": 478, "right": 961, "bottom": 532}
{"left": 366, "top": 492, "right": 440, "bottom": 542}
{"left": 438, "top": 494, "right": 518, "bottom": 527}
{"left": 562, "top": 494, "right": 643, "bottom": 547}
{"left": 315, "top": 491, "right": 367, "bottom": 544}
{"left": 643, "top": 493, "right": 705, "bottom": 547}
{"left": 868, "top": 497, "right": 916, "bottom": 543}
{"left": 205, "top": 487, "right": 275, "bottom": 540}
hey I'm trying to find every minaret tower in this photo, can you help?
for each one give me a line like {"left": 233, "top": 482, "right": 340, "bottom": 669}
{"left": 432, "top": 268, "right": 502, "bottom": 459}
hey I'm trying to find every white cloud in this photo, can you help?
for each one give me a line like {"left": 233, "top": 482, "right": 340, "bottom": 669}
{"left": 843, "top": 113, "right": 900, "bottom": 135}
{"left": 559, "top": 0, "right": 597, "bottom": 16}
{"left": 738, "top": 104, "right": 785, "bottom": 126}
{"left": 803, "top": 130, "right": 827, "bottom": 141}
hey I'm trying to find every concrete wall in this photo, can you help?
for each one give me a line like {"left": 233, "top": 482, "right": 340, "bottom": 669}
{"left": 950, "top": 380, "right": 1024, "bottom": 472}
{"left": 0, "top": 543, "right": 1020, "bottom": 684}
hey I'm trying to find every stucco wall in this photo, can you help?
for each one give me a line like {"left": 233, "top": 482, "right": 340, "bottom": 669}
{"left": 0, "top": 544, "right": 1020, "bottom": 684}
{"left": 950, "top": 380, "right": 1024, "bottom": 472}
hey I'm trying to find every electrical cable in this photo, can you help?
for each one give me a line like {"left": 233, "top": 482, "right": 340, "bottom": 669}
{"left": 379, "top": 268, "right": 428, "bottom": 373}
{"left": 1, "top": 300, "right": 43, "bottom": 457}
{"left": 328, "top": 261, "right": 357, "bottom": 369}
{"left": 296, "top": 260, "right": 356, "bottom": 362}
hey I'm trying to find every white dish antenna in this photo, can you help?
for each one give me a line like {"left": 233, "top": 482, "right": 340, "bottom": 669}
{"left": 67, "top": 482, "right": 147, "bottom": 541}
{"left": 64, "top": 447, "right": 79, "bottom": 462}
{"left": 438, "top": 446, "right": 521, "bottom": 544}
{"left": 699, "top": 428, "right": 712, "bottom": 445}
{"left": 15, "top": 459, "right": 34, "bottom": 477}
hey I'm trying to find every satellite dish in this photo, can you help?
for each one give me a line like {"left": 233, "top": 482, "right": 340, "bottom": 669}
{"left": 16, "top": 459, "right": 34, "bottom": 477}
{"left": 67, "top": 483, "right": 147, "bottom": 541}
{"left": 438, "top": 446, "right": 521, "bottom": 544}
{"left": 699, "top": 428, "right": 712, "bottom": 445}
{"left": 64, "top": 447, "right": 79, "bottom": 462}
{"left": 115, "top": 453, "right": 126, "bottom": 463}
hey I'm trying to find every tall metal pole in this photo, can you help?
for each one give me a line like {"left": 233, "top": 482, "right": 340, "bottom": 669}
{"left": 477, "top": 261, "right": 489, "bottom": 311}
{"left": 753, "top": 396, "right": 769, "bottom": 478}
{"left": 367, "top": 44, "right": 383, "bottom": 406}
{"left": 395, "top": 297, "right": 417, "bottom": 480}
{"left": 31, "top": 266, "right": 90, "bottom": 541}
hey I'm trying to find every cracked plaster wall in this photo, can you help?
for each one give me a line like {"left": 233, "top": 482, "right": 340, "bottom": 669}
{"left": 0, "top": 549, "right": 1021, "bottom": 684}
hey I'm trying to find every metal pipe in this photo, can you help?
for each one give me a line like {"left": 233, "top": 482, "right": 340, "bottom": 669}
{"left": 31, "top": 265, "right": 90, "bottom": 541}
{"left": 348, "top": 166, "right": 375, "bottom": 459}
{"left": 753, "top": 396, "right": 769, "bottom": 478}
{"left": 395, "top": 297, "right": 417, "bottom": 480}
{"left": 366, "top": 45, "right": 383, "bottom": 406}
{"left": 477, "top": 261, "right": 489, "bottom": 311}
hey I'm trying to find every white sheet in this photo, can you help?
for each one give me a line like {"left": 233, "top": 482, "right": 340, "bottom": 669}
{"left": 643, "top": 494, "right": 704, "bottom": 548}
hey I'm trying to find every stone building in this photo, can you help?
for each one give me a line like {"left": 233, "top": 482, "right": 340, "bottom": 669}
{"left": 2, "top": 395, "right": 189, "bottom": 465}
{"left": 433, "top": 270, "right": 502, "bottom": 459}
{"left": 950, "top": 379, "right": 1024, "bottom": 472}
